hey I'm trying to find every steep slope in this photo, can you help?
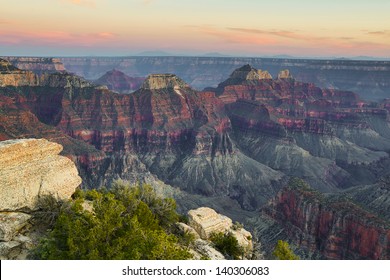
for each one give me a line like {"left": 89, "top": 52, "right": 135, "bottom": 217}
{"left": 260, "top": 179, "right": 390, "bottom": 259}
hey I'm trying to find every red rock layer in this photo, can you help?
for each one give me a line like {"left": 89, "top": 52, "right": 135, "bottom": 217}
{"left": 263, "top": 183, "right": 390, "bottom": 259}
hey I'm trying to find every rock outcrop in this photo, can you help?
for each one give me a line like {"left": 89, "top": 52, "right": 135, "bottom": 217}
{"left": 188, "top": 207, "right": 234, "bottom": 239}
{"left": 0, "top": 212, "right": 31, "bottom": 242}
{"left": 142, "top": 74, "right": 189, "bottom": 90}
{"left": 0, "top": 139, "right": 81, "bottom": 211}
{"left": 261, "top": 180, "right": 390, "bottom": 259}
{"left": 277, "top": 69, "right": 293, "bottom": 79}
{"left": 2, "top": 57, "right": 66, "bottom": 74}
{"left": 0, "top": 58, "right": 39, "bottom": 87}
{"left": 0, "top": 138, "right": 82, "bottom": 259}
{"left": 258, "top": 69, "right": 273, "bottom": 79}
{"left": 188, "top": 207, "right": 253, "bottom": 254}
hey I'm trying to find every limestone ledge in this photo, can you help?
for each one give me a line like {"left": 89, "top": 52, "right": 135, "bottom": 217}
{"left": 188, "top": 207, "right": 253, "bottom": 254}
{"left": 0, "top": 138, "right": 81, "bottom": 211}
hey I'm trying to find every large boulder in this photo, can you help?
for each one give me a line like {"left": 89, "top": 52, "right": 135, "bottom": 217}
{"left": 188, "top": 207, "right": 253, "bottom": 254}
{"left": 188, "top": 207, "right": 233, "bottom": 239}
{"left": 0, "top": 138, "right": 82, "bottom": 211}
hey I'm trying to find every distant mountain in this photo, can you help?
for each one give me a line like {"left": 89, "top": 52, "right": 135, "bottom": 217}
{"left": 136, "top": 50, "right": 173, "bottom": 56}
{"left": 201, "top": 52, "right": 231, "bottom": 57}
{"left": 95, "top": 69, "right": 144, "bottom": 93}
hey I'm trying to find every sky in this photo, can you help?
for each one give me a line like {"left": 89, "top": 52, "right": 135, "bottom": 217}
{"left": 1, "top": 0, "right": 389, "bottom": 58}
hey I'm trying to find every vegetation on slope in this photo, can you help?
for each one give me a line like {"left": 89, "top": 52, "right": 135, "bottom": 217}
{"left": 31, "top": 181, "right": 192, "bottom": 260}
{"left": 272, "top": 240, "right": 300, "bottom": 260}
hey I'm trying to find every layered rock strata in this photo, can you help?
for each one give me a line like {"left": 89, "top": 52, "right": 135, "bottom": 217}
{"left": 188, "top": 207, "right": 253, "bottom": 254}
{"left": 0, "top": 139, "right": 81, "bottom": 211}
{"left": 2, "top": 57, "right": 66, "bottom": 74}
{"left": 262, "top": 181, "right": 390, "bottom": 259}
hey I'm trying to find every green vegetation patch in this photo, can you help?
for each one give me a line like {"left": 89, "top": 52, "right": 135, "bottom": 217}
{"left": 31, "top": 182, "right": 192, "bottom": 260}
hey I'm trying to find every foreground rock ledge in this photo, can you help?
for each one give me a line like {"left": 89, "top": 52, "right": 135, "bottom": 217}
{"left": 0, "top": 138, "right": 82, "bottom": 211}
{"left": 188, "top": 207, "right": 253, "bottom": 254}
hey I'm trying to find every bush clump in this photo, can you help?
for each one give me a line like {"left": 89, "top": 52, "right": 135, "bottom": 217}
{"left": 31, "top": 182, "right": 192, "bottom": 260}
{"left": 210, "top": 231, "right": 244, "bottom": 259}
{"left": 272, "top": 240, "right": 300, "bottom": 260}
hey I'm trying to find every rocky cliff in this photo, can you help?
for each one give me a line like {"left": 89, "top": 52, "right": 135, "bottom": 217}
{"left": 186, "top": 207, "right": 253, "bottom": 259}
{"left": 0, "top": 138, "right": 81, "bottom": 259}
{"left": 260, "top": 179, "right": 390, "bottom": 259}
{"left": 0, "top": 58, "right": 39, "bottom": 87}
{"left": 0, "top": 139, "right": 81, "bottom": 211}
{"left": 2, "top": 57, "right": 66, "bottom": 74}
{"left": 212, "top": 65, "right": 390, "bottom": 191}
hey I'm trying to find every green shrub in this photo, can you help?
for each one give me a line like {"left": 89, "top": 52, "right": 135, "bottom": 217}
{"left": 210, "top": 231, "right": 244, "bottom": 259}
{"left": 272, "top": 240, "right": 300, "bottom": 260}
{"left": 31, "top": 183, "right": 192, "bottom": 260}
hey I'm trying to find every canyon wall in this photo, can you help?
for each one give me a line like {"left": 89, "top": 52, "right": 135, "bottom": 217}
{"left": 261, "top": 179, "right": 390, "bottom": 259}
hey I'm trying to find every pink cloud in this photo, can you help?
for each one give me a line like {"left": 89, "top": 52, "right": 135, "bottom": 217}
{"left": 0, "top": 30, "right": 119, "bottom": 47}
{"left": 194, "top": 26, "right": 390, "bottom": 57}
{"left": 367, "top": 30, "right": 390, "bottom": 37}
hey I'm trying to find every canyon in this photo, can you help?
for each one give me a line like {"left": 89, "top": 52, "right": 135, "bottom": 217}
{"left": 1, "top": 57, "right": 390, "bottom": 259}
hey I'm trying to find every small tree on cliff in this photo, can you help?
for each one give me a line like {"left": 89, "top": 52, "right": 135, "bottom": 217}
{"left": 272, "top": 240, "right": 300, "bottom": 260}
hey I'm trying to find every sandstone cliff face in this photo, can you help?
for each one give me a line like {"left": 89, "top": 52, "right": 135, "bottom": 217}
{"left": 0, "top": 139, "right": 81, "bottom": 211}
{"left": 187, "top": 207, "right": 253, "bottom": 258}
{"left": 188, "top": 207, "right": 234, "bottom": 239}
{"left": 0, "top": 59, "right": 39, "bottom": 87}
{"left": 0, "top": 138, "right": 82, "bottom": 259}
{"left": 262, "top": 182, "right": 390, "bottom": 259}
{"left": 2, "top": 57, "right": 66, "bottom": 74}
